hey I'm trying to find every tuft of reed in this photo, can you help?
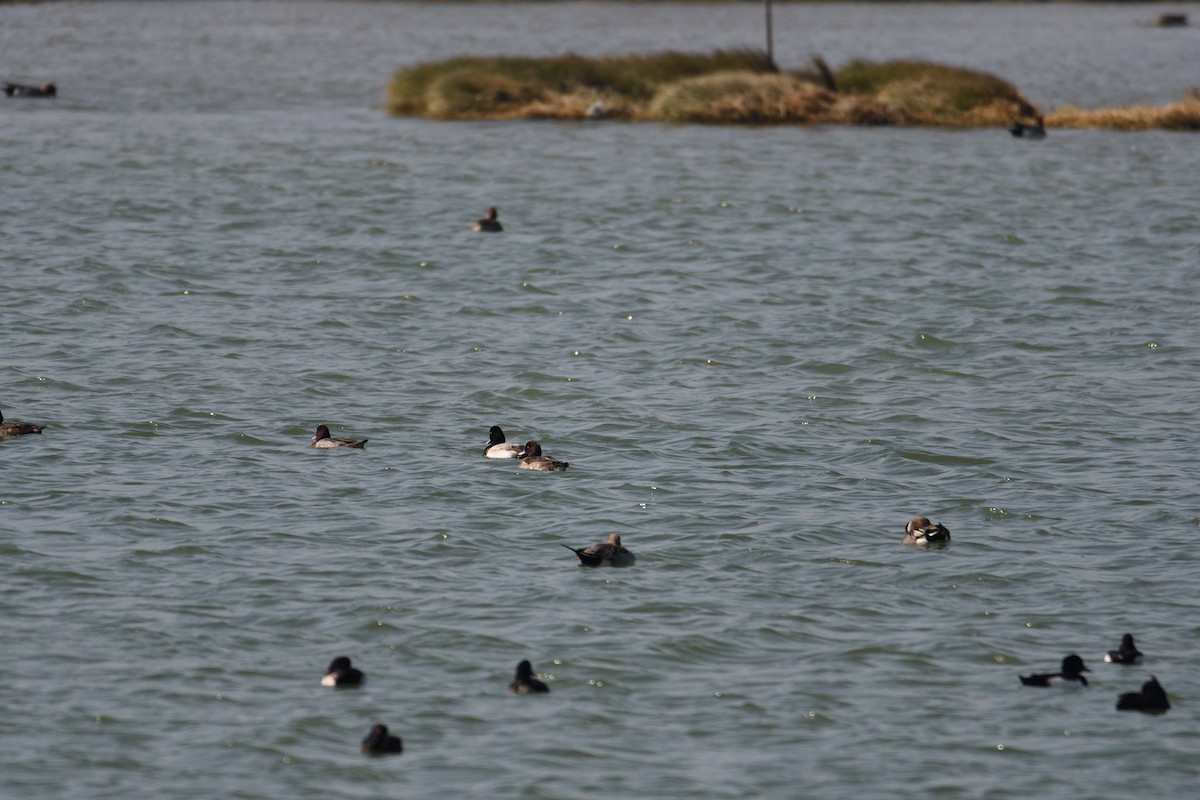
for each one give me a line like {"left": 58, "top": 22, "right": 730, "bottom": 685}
{"left": 648, "top": 72, "right": 832, "bottom": 123}
{"left": 1047, "top": 93, "right": 1200, "bottom": 131}
{"left": 386, "top": 49, "right": 775, "bottom": 118}
{"left": 834, "top": 59, "right": 1038, "bottom": 124}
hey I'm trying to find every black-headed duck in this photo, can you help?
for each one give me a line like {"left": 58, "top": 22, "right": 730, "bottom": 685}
{"left": 562, "top": 533, "right": 636, "bottom": 567}
{"left": 518, "top": 441, "right": 568, "bottom": 472}
{"left": 321, "top": 655, "right": 364, "bottom": 687}
{"left": 1116, "top": 676, "right": 1170, "bottom": 713}
{"left": 311, "top": 424, "right": 367, "bottom": 449}
{"left": 472, "top": 206, "right": 503, "bottom": 233}
{"left": 1104, "top": 633, "right": 1144, "bottom": 665}
{"left": 1008, "top": 116, "right": 1046, "bottom": 139}
{"left": 903, "top": 516, "right": 951, "bottom": 546}
{"left": 508, "top": 659, "right": 550, "bottom": 694}
{"left": 361, "top": 723, "right": 403, "bottom": 755}
{"left": 483, "top": 425, "right": 523, "bottom": 459}
{"left": 1020, "top": 654, "right": 1090, "bottom": 687}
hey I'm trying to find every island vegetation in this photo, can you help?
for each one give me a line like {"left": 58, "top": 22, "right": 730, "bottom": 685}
{"left": 385, "top": 49, "right": 1200, "bottom": 131}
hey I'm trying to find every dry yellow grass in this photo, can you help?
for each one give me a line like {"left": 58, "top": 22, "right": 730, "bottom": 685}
{"left": 647, "top": 72, "right": 833, "bottom": 123}
{"left": 1047, "top": 94, "right": 1200, "bottom": 132}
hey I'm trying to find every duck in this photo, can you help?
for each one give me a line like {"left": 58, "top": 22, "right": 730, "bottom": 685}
{"left": 3, "top": 82, "right": 56, "bottom": 98}
{"left": 1104, "top": 633, "right": 1144, "bottom": 665}
{"left": 902, "top": 516, "right": 951, "bottom": 546}
{"left": 1008, "top": 116, "right": 1046, "bottom": 139}
{"left": 1116, "top": 676, "right": 1170, "bottom": 713}
{"left": 517, "top": 441, "right": 568, "bottom": 472}
{"left": 0, "top": 409, "right": 46, "bottom": 437}
{"left": 508, "top": 659, "right": 550, "bottom": 694}
{"left": 561, "top": 533, "right": 636, "bottom": 567}
{"left": 361, "top": 723, "right": 403, "bottom": 755}
{"left": 310, "top": 424, "right": 367, "bottom": 449}
{"left": 1020, "top": 654, "right": 1090, "bottom": 687}
{"left": 483, "top": 425, "right": 524, "bottom": 459}
{"left": 321, "top": 655, "right": 364, "bottom": 687}
{"left": 471, "top": 206, "right": 503, "bottom": 233}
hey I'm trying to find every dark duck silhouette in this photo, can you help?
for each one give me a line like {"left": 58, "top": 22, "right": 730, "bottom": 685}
{"left": 472, "top": 206, "right": 503, "bottom": 232}
{"left": 1104, "top": 633, "right": 1144, "bottom": 665}
{"left": 508, "top": 659, "right": 550, "bottom": 694}
{"left": 361, "top": 723, "right": 403, "bottom": 755}
{"left": 1020, "top": 654, "right": 1090, "bottom": 687}
{"left": 517, "top": 441, "right": 568, "bottom": 472}
{"left": 561, "top": 533, "right": 636, "bottom": 567}
{"left": 4, "top": 82, "right": 56, "bottom": 98}
{"left": 321, "top": 655, "right": 364, "bottom": 687}
{"left": 1009, "top": 115, "right": 1046, "bottom": 138}
{"left": 1116, "top": 676, "right": 1170, "bottom": 713}
{"left": 0, "top": 408, "right": 46, "bottom": 437}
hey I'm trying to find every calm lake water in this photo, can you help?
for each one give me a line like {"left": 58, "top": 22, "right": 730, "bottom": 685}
{"left": 3, "top": 2, "right": 1199, "bottom": 799}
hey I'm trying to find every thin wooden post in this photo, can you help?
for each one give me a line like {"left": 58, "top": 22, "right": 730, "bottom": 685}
{"left": 765, "top": 0, "right": 775, "bottom": 69}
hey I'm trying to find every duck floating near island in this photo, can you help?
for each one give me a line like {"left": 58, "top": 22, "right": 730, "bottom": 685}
{"left": 1009, "top": 115, "right": 1046, "bottom": 138}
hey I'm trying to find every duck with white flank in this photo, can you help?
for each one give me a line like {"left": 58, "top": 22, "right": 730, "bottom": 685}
{"left": 562, "top": 533, "right": 636, "bottom": 567}
{"left": 517, "top": 441, "right": 568, "bottom": 471}
{"left": 472, "top": 206, "right": 503, "bottom": 232}
{"left": 483, "top": 425, "right": 524, "bottom": 458}
{"left": 903, "top": 516, "right": 951, "bottom": 546}
{"left": 508, "top": 660, "right": 550, "bottom": 694}
{"left": 0, "top": 408, "right": 45, "bottom": 437}
{"left": 1104, "top": 633, "right": 1144, "bottom": 665}
{"left": 310, "top": 424, "right": 367, "bottom": 449}
{"left": 1020, "top": 654, "right": 1091, "bottom": 687}
{"left": 321, "top": 655, "right": 364, "bottom": 687}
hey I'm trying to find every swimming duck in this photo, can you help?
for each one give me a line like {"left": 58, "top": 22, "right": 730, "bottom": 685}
{"left": 361, "top": 723, "right": 403, "bottom": 755}
{"left": 903, "top": 516, "right": 951, "bottom": 546}
{"left": 310, "top": 424, "right": 367, "bottom": 449}
{"left": 508, "top": 659, "right": 550, "bottom": 694}
{"left": 518, "top": 441, "right": 568, "bottom": 472}
{"left": 472, "top": 207, "right": 503, "bottom": 233}
{"left": 483, "top": 425, "right": 524, "bottom": 459}
{"left": 1116, "top": 676, "right": 1170, "bottom": 713}
{"left": 1008, "top": 116, "right": 1046, "bottom": 138}
{"left": 321, "top": 655, "right": 364, "bottom": 687}
{"left": 1104, "top": 633, "right": 1144, "bottom": 665}
{"left": 1020, "top": 654, "right": 1090, "bottom": 687}
{"left": 0, "top": 409, "right": 45, "bottom": 437}
{"left": 3, "top": 82, "right": 56, "bottom": 98}
{"left": 561, "top": 533, "right": 636, "bottom": 567}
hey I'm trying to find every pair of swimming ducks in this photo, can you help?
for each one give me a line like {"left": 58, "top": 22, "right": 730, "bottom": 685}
{"left": 1018, "top": 636, "right": 1169, "bottom": 712}
{"left": 483, "top": 425, "right": 569, "bottom": 472}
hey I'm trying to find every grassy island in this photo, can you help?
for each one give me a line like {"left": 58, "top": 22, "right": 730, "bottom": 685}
{"left": 385, "top": 50, "right": 1200, "bottom": 131}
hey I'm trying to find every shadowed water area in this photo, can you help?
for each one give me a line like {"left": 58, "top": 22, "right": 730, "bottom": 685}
{"left": 3, "top": 2, "right": 1199, "bottom": 798}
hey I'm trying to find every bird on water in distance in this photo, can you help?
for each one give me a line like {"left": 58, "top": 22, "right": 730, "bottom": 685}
{"left": 483, "top": 425, "right": 524, "bottom": 458}
{"left": 321, "top": 656, "right": 364, "bottom": 687}
{"left": 517, "top": 441, "right": 568, "bottom": 471}
{"left": 472, "top": 206, "right": 503, "bottom": 232}
{"left": 3, "top": 82, "right": 56, "bottom": 98}
{"left": 0, "top": 408, "right": 45, "bottom": 437}
{"left": 1020, "top": 654, "right": 1090, "bottom": 687}
{"left": 1008, "top": 115, "right": 1046, "bottom": 138}
{"left": 361, "top": 723, "right": 403, "bottom": 755}
{"left": 1104, "top": 633, "right": 1144, "bottom": 665}
{"left": 508, "top": 660, "right": 550, "bottom": 694}
{"left": 1116, "top": 676, "right": 1170, "bottom": 713}
{"left": 561, "top": 533, "right": 636, "bottom": 567}
{"left": 310, "top": 424, "right": 367, "bottom": 449}
{"left": 903, "top": 516, "right": 951, "bottom": 546}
